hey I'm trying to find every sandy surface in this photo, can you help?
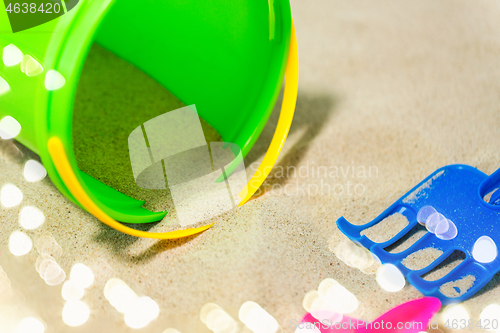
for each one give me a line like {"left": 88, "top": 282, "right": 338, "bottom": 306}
{"left": 403, "top": 248, "right": 444, "bottom": 271}
{"left": 361, "top": 213, "right": 409, "bottom": 243}
{"left": 2, "top": 0, "right": 500, "bottom": 332}
{"left": 441, "top": 276, "right": 477, "bottom": 299}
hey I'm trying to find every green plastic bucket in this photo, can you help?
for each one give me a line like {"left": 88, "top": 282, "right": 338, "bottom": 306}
{"left": 0, "top": 0, "right": 298, "bottom": 238}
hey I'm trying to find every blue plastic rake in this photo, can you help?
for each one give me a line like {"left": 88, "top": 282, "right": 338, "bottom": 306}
{"left": 337, "top": 165, "right": 500, "bottom": 304}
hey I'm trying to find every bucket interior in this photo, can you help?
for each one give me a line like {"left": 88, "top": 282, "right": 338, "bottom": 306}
{"left": 72, "top": 44, "right": 222, "bottom": 213}
{"left": 71, "top": 0, "right": 290, "bottom": 221}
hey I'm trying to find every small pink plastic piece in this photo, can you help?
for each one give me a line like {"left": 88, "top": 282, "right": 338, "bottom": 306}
{"left": 300, "top": 297, "right": 441, "bottom": 333}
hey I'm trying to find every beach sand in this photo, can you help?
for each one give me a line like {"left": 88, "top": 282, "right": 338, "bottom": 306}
{"left": 361, "top": 213, "right": 409, "bottom": 243}
{"left": 2, "top": 0, "right": 500, "bottom": 332}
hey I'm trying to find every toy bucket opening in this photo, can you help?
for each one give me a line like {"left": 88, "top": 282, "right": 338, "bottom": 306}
{"left": 63, "top": 0, "right": 292, "bottom": 223}
{"left": 0, "top": 0, "right": 297, "bottom": 238}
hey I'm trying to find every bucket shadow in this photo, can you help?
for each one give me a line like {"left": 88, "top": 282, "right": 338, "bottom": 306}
{"left": 92, "top": 90, "right": 337, "bottom": 260}
{"left": 93, "top": 221, "right": 203, "bottom": 264}
{"left": 244, "top": 89, "right": 338, "bottom": 196}
{"left": 92, "top": 207, "right": 230, "bottom": 263}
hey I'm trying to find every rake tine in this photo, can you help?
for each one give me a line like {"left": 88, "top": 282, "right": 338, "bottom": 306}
{"left": 411, "top": 247, "right": 457, "bottom": 276}
{"left": 371, "top": 232, "right": 434, "bottom": 263}
{"left": 408, "top": 259, "right": 479, "bottom": 303}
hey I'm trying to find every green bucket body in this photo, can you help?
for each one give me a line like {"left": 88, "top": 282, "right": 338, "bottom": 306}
{"left": 0, "top": 0, "right": 292, "bottom": 223}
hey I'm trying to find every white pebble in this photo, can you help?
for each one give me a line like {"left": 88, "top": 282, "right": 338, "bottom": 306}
{"left": 243, "top": 304, "right": 279, "bottom": 333}
{"left": 44, "top": 267, "right": 66, "bottom": 286}
{"left": 70, "top": 263, "right": 94, "bottom": 289}
{"left": 479, "top": 303, "right": 500, "bottom": 331}
{"left": 24, "top": 160, "right": 47, "bottom": 182}
{"left": 8, "top": 231, "right": 32, "bottom": 256}
{"left": 302, "top": 290, "right": 319, "bottom": 313}
{"left": 138, "top": 296, "right": 160, "bottom": 321}
{"left": 124, "top": 303, "right": 153, "bottom": 329}
{"left": 239, "top": 301, "right": 261, "bottom": 324}
{"left": 310, "top": 296, "right": 342, "bottom": 323}
{"left": 0, "top": 76, "right": 10, "bottom": 96}
{"left": 206, "top": 308, "right": 237, "bottom": 333}
{"left": 442, "top": 305, "right": 469, "bottom": 323}
{"left": 21, "top": 55, "right": 43, "bottom": 77}
{"left": 62, "top": 300, "right": 90, "bottom": 327}
{"left": 323, "top": 283, "right": 359, "bottom": 314}
{"left": 38, "top": 257, "right": 66, "bottom": 286}
{"left": 104, "top": 278, "right": 138, "bottom": 313}
{"left": 62, "top": 280, "right": 85, "bottom": 301}
{"left": 376, "top": 264, "right": 406, "bottom": 292}
{"left": 200, "top": 303, "right": 221, "bottom": 324}
{"left": 45, "top": 70, "right": 66, "bottom": 91}
{"left": 19, "top": 206, "right": 45, "bottom": 229}
{"left": 318, "top": 278, "right": 339, "bottom": 298}
{"left": 18, "top": 317, "right": 45, "bottom": 333}
{"left": 2, "top": 44, "right": 23, "bottom": 67}
{"left": 239, "top": 301, "right": 280, "bottom": 333}
{"left": 473, "top": 236, "right": 498, "bottom": 264}
{"left": 1, "top": 183, "right": 23, "bottom": 207}
{"left": 0, "top": 116, "right": 21, "bottom": 140}
{"left": 124, "top": 296, "right": 160, "bottom": 329}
